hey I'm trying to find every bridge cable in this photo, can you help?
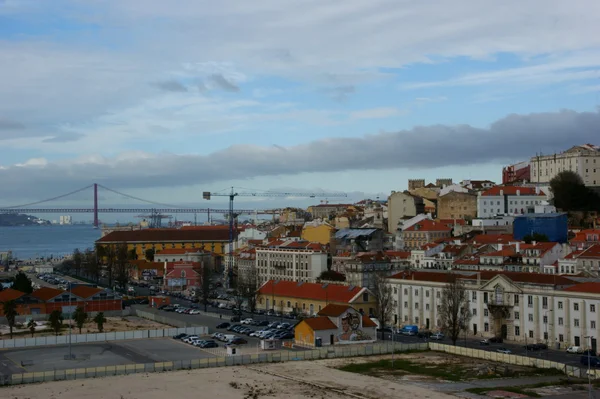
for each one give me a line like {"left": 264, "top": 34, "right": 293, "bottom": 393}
{"left": 0, "top": 185, "right": 94, "bottom": 209}
{"left": 97, "top": 184, "right": 196, "bottom": 210}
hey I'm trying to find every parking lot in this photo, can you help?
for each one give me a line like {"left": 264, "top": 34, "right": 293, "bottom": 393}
{"left": 0, "top": 337, "right": 218, "bottom": 374}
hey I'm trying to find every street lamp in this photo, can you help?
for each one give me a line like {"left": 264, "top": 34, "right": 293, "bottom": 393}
{"left": 584, "top": 335, "right": 594, "bottom": 399}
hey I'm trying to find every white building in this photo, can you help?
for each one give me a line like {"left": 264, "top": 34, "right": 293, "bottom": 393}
{"left": 59, "top": 215, "right": 72, "bottom": 225}
{"left": 477, "top": 186, "right": 548, "bottom": 218}
{"left": 155, "top": 248, "right": 211, "bottom": 263}
{"left": 472, "top": 216, "right": 514, "bottom": 228}
{"left": 410, "top": 243, "right": 445, "bottom": 268}
{"left": 388, "top": 269, "right": 600, "bottom": 350}
{"left": 531, "top": 144, "right": 600, "bottom": 187}
{"left": 255, "top": 240, "right": 328, "bottom": 284}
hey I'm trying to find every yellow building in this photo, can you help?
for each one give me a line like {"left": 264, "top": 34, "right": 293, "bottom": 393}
{"left": 301, "top": 222, "right": 335, "bottom": 245}
{"left": 95, "top": 228, "right": 230, "bottom": 259}
{"left": 257, "top": 280, "right": 375, "bottom": 316}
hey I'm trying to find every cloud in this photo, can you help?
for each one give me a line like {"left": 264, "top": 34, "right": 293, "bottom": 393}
{"left": 0, "top": 118, "right": 25, "bottom": 130}
{"left": 323, "top": 85, "right": 355, "bottom": 102}
{"left": 153, "top": 80, "right": 188, "bottom": 92}
{"left": 207, "top": 73, "right": 240, "bottom": 92}
{"left": 1, "top": 108, "right": 598, "bottom": 200}
{"left": 42, "top": 132, "right": 85, "bottom": 143}
{"left": 349, "top": 107, "right": 407, "bottom": 120}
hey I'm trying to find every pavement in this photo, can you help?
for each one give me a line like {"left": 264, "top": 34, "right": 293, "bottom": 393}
{"left": 0, "top": 337, "right": 217, "bottom": 374}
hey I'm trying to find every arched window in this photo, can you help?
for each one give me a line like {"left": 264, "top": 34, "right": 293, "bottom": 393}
{"left": 494, "top": 285, "right": 504, "bottom": 304}
{"left": 181, "top": 270, "right": 186, "bottom": 278}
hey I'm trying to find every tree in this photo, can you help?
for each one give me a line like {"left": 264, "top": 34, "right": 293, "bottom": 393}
{"left": 60, "top": 259, "right": 75, "bottom": 275}
{"left": 27, "top": 319, "right": 37, "bottom": 338}
{"left": 439, "top": 273, "right": 472, "bottom": 345}
{"left": 523, "top": 232, "right": 550, "bottom": 244}
{"left": 93, "top": 312, "right": 107, "bottom": 332}
{"left": 11, "top": 271, "right": 33, "bottom": 294}
{"left": 103, "top": 244, "right": 118, "bottom": 289}
{"left": 371, "top": 272, "right": 393, "bottom": 337}
{"left": 2, "top": 300, "right": 18, "bottom": 338}
{"left": 115, "top": 242, "right": 133, "bottom": 290}
{"left": 237, "top": 266, "right": 260, "bottom": 314}
{"left": 317, "top": 270, "right": 346, "bottom": 282}
{"left": 72, "top": 248, "right": 83, "bottom": 276}
{"left": 73, "top": 306, "right": 88, "bottom": 333}
{"left": 550, "top": 171, "right": 600, "bottom": 211}
{"left": 197, "top": 263, "right": 212, "bottom": 312}
{"left": 145, "top": 248, "right": 155, "bottom": 262}
{"left": 84, "top": 248, "right": 100, "bottom": 282}
{"left": 49, "top": 310, "right": 64, "bottom": 336}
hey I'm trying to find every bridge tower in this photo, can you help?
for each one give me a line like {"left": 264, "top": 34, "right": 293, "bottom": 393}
{"left": 93, "top": 183, "right": 99, "bottom": 228}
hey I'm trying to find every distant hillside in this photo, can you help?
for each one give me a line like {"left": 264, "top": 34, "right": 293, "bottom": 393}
{"left": 0, "top": 213, "right": 50, "bottom": 226}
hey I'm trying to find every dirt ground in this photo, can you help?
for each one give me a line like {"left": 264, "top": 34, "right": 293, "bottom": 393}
{"left": 0, "top": 359, "right": 457, "bottom": 399}
{"left": 0, "top": 316, "right": 169, "bottom": 338}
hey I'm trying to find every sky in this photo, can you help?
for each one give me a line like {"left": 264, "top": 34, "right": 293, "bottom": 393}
{"left": 1, "top": 0, "right": 600, "bottom": 216}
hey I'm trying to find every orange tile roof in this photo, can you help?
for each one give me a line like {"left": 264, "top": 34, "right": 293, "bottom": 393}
{"left": 579, "top": 244, "right": 600, "bottom": 259}
{"left": 362, "top": 315, "right": 377, "bottom": 328}
{"left": 258, "top": 280, "right": 363, "bottom": 303}
{"left": 317, "top": 304, "right": 352, "bottom": 317}
{"left": 481, "top": 186, "right": 545, "bottom": 196}
{"left": 571, "top": 229, "right": 600, "bottom": 243}
{"left": 97, "top": 228, "right": 229, "bottom": 243}
{"left": 404, "top": 219, "right": 452, "bottom": 232}
{"left": 70, "top": 285, "right": 104, "bottom": 299}
{"left": 483, "top": 247, "right": 517, "bottom": 257}
{"left": 437, "top": 219, "right": 467, "bottom": 226}
{"left": 442, "top": 245, "right": 468, "bottom": 255}
{"left": 563, "top": 282, "right": 600, "bottom": 294}
{"left": 0, "top": 288, "right": 26, "bottom": 302}
{"left": 302, "top": 316, "right": 338, "bottom": 331}
{"left": 31, "top": 287, "right": 64, "bottom": 301}
{"left": 563, "top": 250, "right": 584, "bottom": 259}
{"left": 468, "top": 234, "right": 514, "bottom": 245}
{"left": 385, "top": 251, "right": 411, "bottom": 259}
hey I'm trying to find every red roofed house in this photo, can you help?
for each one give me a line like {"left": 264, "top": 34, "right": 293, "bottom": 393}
{"left": 294, "top": 304, "right": 377, "bottom": 347}
{"left": 255, "top": 240, "right": 328, "bottom": 284}
{"left": 401, "top": 219, "right": 452, "bottom": 250}
{"left": 163, "top": 262, "right": 203, "bottom": 292}
{"left": 571, "top": 229, "right": 600, "bottom": 250}
{"left": 257, "top": 280, "right": 375, "bottom": 317}
{"left": 477, "top": 186, "right": 548, "bottom": 218}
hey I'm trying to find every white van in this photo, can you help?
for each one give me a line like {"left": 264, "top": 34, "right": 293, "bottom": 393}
{"left": 566, "top": 346, "right": 583, "bottom": 354}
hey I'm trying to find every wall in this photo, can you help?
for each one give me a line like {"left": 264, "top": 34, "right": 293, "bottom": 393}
{"left": 388, "top": 191, "right": 422, "bottom": 233}
{"left": 513, "top": 214, "right": 568, "bottom": 243}
{"left": 437, "top": 191, "right": 477, "bottom": 220}
{"left": 301, "top": 224, "right": 334, "bottom": 245}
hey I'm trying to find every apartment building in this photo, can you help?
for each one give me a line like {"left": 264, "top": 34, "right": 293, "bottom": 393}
{"left": 255, "top": 240, "right": 328, "bottom": 284}
{"left": 401, "top": 219, "right": 452, "bottom": 250}
{"left": 530, "top": 144, "right": 600, "bottom": 187}
{"left": 437, "top": 191, "right": 477, "bottom": 220}
{"left": 387, "top": 270, "right": 600, "bottom": 350}
{"left": 387, "top": 191, "right": 425, "bottom": 232}
{"left": 477, "top": 186, "right": 547, "bottom": 218}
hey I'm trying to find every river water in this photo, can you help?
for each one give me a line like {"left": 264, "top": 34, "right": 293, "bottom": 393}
{"left": 0, "top": 225, "right": 101, "bottom": 260}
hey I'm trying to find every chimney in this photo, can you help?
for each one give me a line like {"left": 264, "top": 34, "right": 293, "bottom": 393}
{"left": 535, "top": 186, "right": 540, "bottom": 194}
{"left": 477, "top": 272, "right": 481, "bottom": 285}
{"left": 516, "top": 189, "right": 521, "bottom": 196}
{"left": 500, "top": 189, "right": 504, "bottom": 196}
{"left": 516, "top": 242, "right": 520, "bottom": 253}
{"left": 498, "top": 243, "right": 503, "bottom": 251}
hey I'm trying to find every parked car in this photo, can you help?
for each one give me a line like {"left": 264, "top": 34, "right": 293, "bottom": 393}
{"left": 430, "top": 332, "right": 445, "bottom": 341}
{"left": 200, "top": 341, "right": 219, "bottom": 348}
{"left": 567, "top": 346, "right": 584, "bottom": 354}
{"left": 479, "top": 339, "right": 490, "bottom": 346}
{"left": 241, "top": 318, "right": 254, "bottom": 325}
{"left": 230, "top": 316, "right": 241, "bottom": 322}
{"left": 489, "top": 337, "right": 503, "bottom": 343}
{"left": 583, "top": 349, "right": 597, "bottom": 356}
{"left": 535, "top": 343, "right": 548, "bottom": 350}
{"left": 496, "top": 348, "right": 512, "bottom": 354}
{"left": 173, "top": 333, "right": 188, "bottom": 340}
{"left": 524, "top": 344, "right": 538, "bottom": 351}
{"left": 228, "top": 337, "right": 248, "bottom": 345}
{"left": 216, "top": 322, "right": 230, "bottom": 329}
{"left": 581, "top": 355, "right": 600, "bottom": 367}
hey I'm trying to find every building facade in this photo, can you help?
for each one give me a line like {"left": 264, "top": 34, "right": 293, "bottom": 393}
{"left": 387, "top": 270, "right": 600, "bottom": 350}
{"left": 387, "top": 191, "right": 425, "bottom": 232}
{"left": 401, "top": 219, "right": 452, "bottom": 250}
{"left": 255, "top": 240, "right": 327, "bottom": 284}
{"left": 502, "top": 161, "right": 531, "bottom": 185}
{"left": 437, "top": 191, "right": 477, "bottom": 220}
{"left": 477, "top": 186, "right": 547, "bottom": 218}
{"left": 530, "top": 144, "right": 600, "bottom": 187}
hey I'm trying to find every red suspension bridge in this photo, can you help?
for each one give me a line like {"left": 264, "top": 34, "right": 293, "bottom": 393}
{"left": 0, "top": 184, "right": 278, "bottom": 228}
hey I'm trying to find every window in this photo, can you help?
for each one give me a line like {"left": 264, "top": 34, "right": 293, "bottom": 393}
{"left": 415, "top": 290, "right": 419, "bottom": 296}
{"left": 558, "top": 317, "right": 564, "bottom": 325}
{"left": 404, "top": 288, "right": 408, "bottom": 295}
{"left": 574, "top": 319, "right": 580, "bottom": 327}
{"left": 484, "top": 309, "right": 489, "bottom": 317}
{"left": 592, "top": 321, "right": 597, "bottom": 329}
{"left": 515, "top": 326, "right": 520, "bottom": 336}
{"left": 543, "top": 315, "right": 548, "bottom": 324}
{"left": 527, "top": 295, "right": 533, "bottom": 307}
{"left": 529, "top": 330, "right": 534, "bottom": 338}
{"left": 362, "top": 293, "right": 369, "bottom": 301}
{"left": 404, "top": 315, "right": 408, "bottom": 322}
{"left": 393, "top": 287, "right": 397, "bottom": 294}
{"left": 544, "top": 332, "right": 548, "bottom": 340}
{"left": 426, "top": 304, "right": 430, "bottom": 311}
{"left": 472, "top": 291, "right": 477, "bottom": 301}
{"left": 287, "top": 301, "right": 291, "bottom": 308}
{"left": 514, "top": 311, "right": 520, "bottom": 320}
{"left": 436, "top": 291, "right": 440, "bottom": 298}
{"left": 574, "top": 303, "right": 579, "bottom": 311}
{"left": 415, "top": 317, "right": 419, "bottom": 325}
{"left": 404, "top": 302, "right": 408, "bottom": 308}
{"left": 559, "top": 334, "right": 564, "bottom": 342}
{"left": 592, "top": 304, "right": 596, "bottom": 313}
{"left": 426, "top": 291, "right": 429, "bottom": 298}
{"left": 415, "top": 302, "right": 419, "bottom": 309}
{"left": 484, "top": 292, "right": 488, "bottom": 303}
{"left": 484, "top": 323, "right": 489, "bottom": 332}
{"left": 393, "top": 301, "right": 398, "bottom": 307}
{"left": 558, "top": 301, "right": 563, "bottom": 309}
{"left": 514, "top": 295, "right": 519, "bottom": 305}
{"left": 542, "top": 296, "right": 548, "bottom": 309}
{"left": 472, "top": 308, "right": 477, "bottom": 316}
{"left": 528, "top": 314, "right": 534, "bottom": 322}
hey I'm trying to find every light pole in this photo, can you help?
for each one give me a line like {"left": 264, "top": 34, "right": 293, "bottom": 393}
{"left": 585, "top": 335, "right": 593, "bottom": 399}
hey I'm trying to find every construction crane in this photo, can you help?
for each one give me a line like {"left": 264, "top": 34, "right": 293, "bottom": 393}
{"left": 136, "top": 209, "right": 173, "bottom": 228}
{"left": 203, "top": 187, "right": 347, "bottom": 287}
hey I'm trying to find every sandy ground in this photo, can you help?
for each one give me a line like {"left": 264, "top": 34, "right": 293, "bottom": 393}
{"left": 1, "top": 316, "right": 169, "bottom": 337}
{"left": 0, "top": 358, "right": 456, "bottom": 399}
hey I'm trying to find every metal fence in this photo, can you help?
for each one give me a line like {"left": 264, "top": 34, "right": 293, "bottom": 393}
{"left": 1, "top": 342, "right": 428, "bottom": 386}
{"left": 0, "top": 326, "right": 207, "bottom": 349}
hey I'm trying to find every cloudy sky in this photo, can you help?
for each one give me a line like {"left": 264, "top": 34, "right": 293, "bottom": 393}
{"left": 1, "top": 0, "right": 600, "bottom": 213}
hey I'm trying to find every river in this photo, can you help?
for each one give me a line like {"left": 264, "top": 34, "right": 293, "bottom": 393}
{"left": 0, "top": 225, "right": 101, "bottom": 260}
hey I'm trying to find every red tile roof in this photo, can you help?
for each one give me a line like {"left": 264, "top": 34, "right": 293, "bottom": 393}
{"left": 388, "top": 270, "right": 576, "bottom": 286}
{"left": 258, "top": 280, "right": 363, "bottom": 303}
{"left": 442, "top": 245, "right": 468, "bottom": 255}
{"left": 31, "top": 287, "right": 64, "bottom": 301}
{"left": 563, "top": 250, "right": 584, "bottom": 259}
{"left": 385, "top": 251, "right": 411, "bottom": 259}
{"left": 97, "top": 228, "right": 229, "bottom": 243}
{"left": 437, "top": 219, "right": 467, "bottom": 226}
{"left": 481, "top": 186, "right": 545, "bottom": 196}
{"left": 578, "top": 244, "right": 600, "bottom": 259}
{"left": 468, "top": 234, "right": 514, "bottom": 245}
{"left": 404, "top": 219, "right": 452, "bottom": 232}
{"left": 563, "top": 282, "right": 600, "bottom": 294}
{"left": 302, "top": 316, "right": 338, "bottom": 331}
{"left": 362, "top": 315, "right": 377, "bottom": 328}
{"left": 0, "top": 288, "right": 26, "bottom": 302}
{"left": 317, "top": 304, "right": 351, "bottom": 317}
{"left": 483, "top": 247, "right": 517, "bottom": 257}
{"left": 70, "top": 285, "right": 104, "bottom": 299}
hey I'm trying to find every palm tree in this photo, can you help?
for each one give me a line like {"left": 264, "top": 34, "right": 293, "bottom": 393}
{"left": 2, "top": 300, "right": 18, "bottom": 338}
{"left": 27, "top": 319, "right": 37, "bottom": 338}
{"left": 94, "top": 312, "right": 107, "bottom": 332}
{"left": 73, "top": 306, "right": 88, "bottom": 333}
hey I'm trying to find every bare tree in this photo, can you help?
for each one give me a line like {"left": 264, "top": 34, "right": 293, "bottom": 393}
{"left": 372, "top": 272, "right": 393, "bottom": 337}
{"left": 439, "top": 273, "right": 472, "bottom": 345}
{"left": 114, "top": 242, "right": 133, "bottom": 291}
{"left": 237, "top": 266, "right": 260, "bottom": 314}
{"left": 197, "top": 262, "right": 212, "bottom": 312}
{"left": 84, "top": 248, "right": 101, "bottom": 283}
{"left": 72, "top": 248, "right": 83, "bottom": 276}
{"left": 102, "top": 244, "right": 118, "bottom": 289}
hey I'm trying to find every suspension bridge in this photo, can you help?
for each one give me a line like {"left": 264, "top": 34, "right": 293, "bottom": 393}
{"left": 0, "top": 184, "right": 279, "bottom": 228}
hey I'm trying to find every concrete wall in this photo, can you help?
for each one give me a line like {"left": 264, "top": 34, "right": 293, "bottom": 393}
{"left": 1, "top": 309, "right": 129, "bottom": 325}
